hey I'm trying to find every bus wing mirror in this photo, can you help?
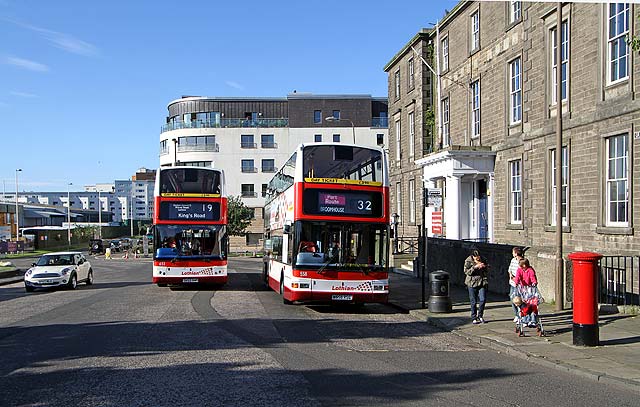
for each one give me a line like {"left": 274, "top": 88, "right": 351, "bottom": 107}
{"left": 284, "top": 224, "right": 291, "bottom": 234}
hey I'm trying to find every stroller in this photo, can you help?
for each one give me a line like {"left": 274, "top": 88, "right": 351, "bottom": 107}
{"left": 512, "top": 285, "right": 545, "bottom": 337}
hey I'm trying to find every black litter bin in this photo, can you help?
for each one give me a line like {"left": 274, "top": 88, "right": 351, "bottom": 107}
{"left": 428, "top": 270, "right": 452, "bottom": 313}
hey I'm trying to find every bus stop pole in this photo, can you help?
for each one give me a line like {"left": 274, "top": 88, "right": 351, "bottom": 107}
{"left": 422, "top": 185, "right": 428, "bottom": 309}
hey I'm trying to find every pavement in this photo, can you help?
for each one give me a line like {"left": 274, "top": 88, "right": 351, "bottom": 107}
{"left": 2, "top": 257, "right": 639, "bottom": 392}
{"left": 388, "top": 270, "right": 640, "bottom": 393}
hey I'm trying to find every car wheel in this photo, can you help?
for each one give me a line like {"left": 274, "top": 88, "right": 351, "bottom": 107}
{"left": 86, "top": 269, "right": 93, "bottom": 285}
{"left": 25, "top": 285, "right": 34, "bottom": 293}
{"left": 68, "top": 274, "right": 78, "bottom": 290}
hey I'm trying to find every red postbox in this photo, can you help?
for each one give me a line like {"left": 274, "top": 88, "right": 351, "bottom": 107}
{"left": 568, "top": 251, "right": 602, "bottom": 346}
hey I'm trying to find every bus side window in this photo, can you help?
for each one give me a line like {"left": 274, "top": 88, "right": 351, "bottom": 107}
{"left": 287, "top": 234, "right": 293, "bottom": 265}
{"left": 272, "top": 235, "right": 283, "bottom": 262}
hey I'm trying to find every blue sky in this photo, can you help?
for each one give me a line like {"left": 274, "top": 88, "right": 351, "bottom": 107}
{"left": 0, "top": 0, "right": 455, "bottom": 192}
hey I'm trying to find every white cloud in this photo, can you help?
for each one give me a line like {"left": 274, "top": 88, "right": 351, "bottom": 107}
{"left": 4, "top": 56, "right": 49, "bottom": 72}
{"left": 225, "top": 81, "right": 244, "bottom": 90}
{"left": 5, "top": 18, "right": 99, "bottom": 57}
{"left": 10, "top": 91, "right": 37, "bottom": 98}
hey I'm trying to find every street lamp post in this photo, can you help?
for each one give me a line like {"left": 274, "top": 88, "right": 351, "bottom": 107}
{"left": 67, "top": 183, "right": 72, "bottom": 247}
{"left": 98, "top": 188, "right": 102, "bottom": 239}
{"left": 15, "top": 169, "right": 22, "bottom": 241}
{"left": 325, "top": 116, "right": 355, "bottom": 144}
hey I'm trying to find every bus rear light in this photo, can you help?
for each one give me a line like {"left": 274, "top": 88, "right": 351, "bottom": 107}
{"left": 384, "top": 285, "right": 389, "bottom": 290}
{"left": 291, "top": 283, "right": 299, "bottom": 288}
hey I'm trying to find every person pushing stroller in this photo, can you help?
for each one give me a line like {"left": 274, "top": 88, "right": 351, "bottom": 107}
{"left": 512, "top": 258, "right": 544, "bottom": 336}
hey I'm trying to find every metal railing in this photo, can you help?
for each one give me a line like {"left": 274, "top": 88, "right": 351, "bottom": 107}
{"left": 177, "top": 143, "right": 219, "bottom": 153}
{"left": 262, "top": 167, "right": 277, "bottom": 173}
{"left": 161, "top": 118, "right": 289, "bottom": 133}
{"left": 241, "top": 142, "right": 257, "bottom": 149}
{"left": 599, "top": 256, "right": 640, "bottom": 306}
{"left": 394, "top": 236, "right": 419, "bottom": 254}
{"left": 241, "top": 167, "right": 257, "bottom": 173}
{"left": 261, "top": 142, "right": 278, "bottom": 148}
{"left": 241, "top": 191, "right": 257, "bottom": 198}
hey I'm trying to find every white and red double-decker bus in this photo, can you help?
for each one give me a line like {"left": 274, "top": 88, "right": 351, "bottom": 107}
{"left": 263, "top": 143, "right": 390, "bottom": 304}
{"left": 152, "top": 167, "right": 228, "bottom": 287}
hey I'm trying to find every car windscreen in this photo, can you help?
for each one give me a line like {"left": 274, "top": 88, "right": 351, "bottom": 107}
{"left": 36, "top": 255, "right": 74, "bottom": 266}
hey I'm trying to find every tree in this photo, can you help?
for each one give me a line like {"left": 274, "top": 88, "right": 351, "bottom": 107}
{"left": 227, "top": 195, "right": 254, "bottom": 236}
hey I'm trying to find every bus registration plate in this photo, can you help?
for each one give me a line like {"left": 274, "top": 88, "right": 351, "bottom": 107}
{"left": 182, "top": 278, "right": 199, "bottom": 283}
{"left": 332, "top": 294, "right": 353, "bottom": 301}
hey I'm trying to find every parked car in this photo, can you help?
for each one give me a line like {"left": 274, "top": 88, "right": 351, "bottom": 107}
{"left": 109, "top": 239, "right": 122, "bottom": 252}
{"left": 89, "top": 239, "right": 104, "bottom": 255}
{"left": 24, "top": 251, "right": 93, "bottom": 292}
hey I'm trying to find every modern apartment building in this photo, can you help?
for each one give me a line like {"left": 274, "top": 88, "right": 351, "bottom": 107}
{"left": 159, "top": 93, "right": 389, "bottom": 250}
{"left": 388, "top": 1, "right": 640, "bottom": 301}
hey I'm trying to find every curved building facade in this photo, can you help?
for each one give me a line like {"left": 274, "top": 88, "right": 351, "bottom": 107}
{"left": 159, "top": 93, "right": 389, "bottom": 251}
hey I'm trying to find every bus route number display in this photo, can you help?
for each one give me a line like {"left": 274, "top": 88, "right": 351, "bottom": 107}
{"left": 302, "top": 190, "right": 380, "bottom": 217}
{"left": 160, "top": 201, "right": 220, "bottom": 221}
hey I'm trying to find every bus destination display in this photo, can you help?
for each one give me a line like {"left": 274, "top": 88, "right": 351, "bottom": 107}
{"left": 160, "top": 201, "right": 220, "bottom": 221}
{"left": 303, "top": 189, "right": 382, "bottom": 217}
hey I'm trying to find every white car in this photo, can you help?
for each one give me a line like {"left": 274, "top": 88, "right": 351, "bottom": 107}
{"left": 24, "top": 252, "right": 93, "bottom": 292}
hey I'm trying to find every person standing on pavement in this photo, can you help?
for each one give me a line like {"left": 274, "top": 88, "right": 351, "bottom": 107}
{"left": 508, "top": 247, "right": 524, "bottom": 322}
{"left": 464, "top": 249, "right": 489, "bottom": 324}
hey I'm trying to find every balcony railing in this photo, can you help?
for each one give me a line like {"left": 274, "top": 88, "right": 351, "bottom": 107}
{"left": 159, "top": 148, "right": 169, "bottom": 156}
{"left": 241, "top": 142, "right": 257, "bottom": 149}
{"left": 176, "top": 143, "right": 220, "bottom": 153}
{"left": 372, "top": 117, "right": 389, "bottom": 128}
{"left": 161, "top": 118, "right": 289, "bottom": 133}
{"left": 241, "top": 191, "right": 257, "bottom": 198}
{"left": 261, "top": 142, "right": 278, "bottom": 148}
{"left": 241, "top": 167, "right": 257, "bottom": 173}
{"left": 262, "top": 166, "right": 277, "bottom": 173}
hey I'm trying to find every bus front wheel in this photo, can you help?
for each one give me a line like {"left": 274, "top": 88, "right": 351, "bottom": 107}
{"left": 280, "top": 273, "right": 293, "bottom": 305}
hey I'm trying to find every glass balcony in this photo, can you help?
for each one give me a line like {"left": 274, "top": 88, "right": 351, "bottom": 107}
{"left": 161, "top": 118, "right": 289, "bottom": 133}
{"left": 372, "top": 117, "right": 389, "bottom": 128}
{"left": 176, "top": 143, "right": 220, "bottom": 153}
{"left": 159, "top": 148, "right": 169, "bottom": 156}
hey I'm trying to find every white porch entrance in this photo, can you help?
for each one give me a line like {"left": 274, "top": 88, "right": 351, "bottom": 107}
{"left": 415, "top": 148, "right": 496, "bottom": 242}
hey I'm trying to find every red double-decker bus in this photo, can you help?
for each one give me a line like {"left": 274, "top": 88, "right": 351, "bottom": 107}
{"left": 152, "top": 167, "right": 228, "bottom": 287}
{"left": 263, "top": 143, "right": 390, "bottom": 304}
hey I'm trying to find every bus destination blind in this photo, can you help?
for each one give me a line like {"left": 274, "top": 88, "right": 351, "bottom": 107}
{"left": 303, "top": 189, "right": 382, "bottom": 217}
{"left": 160, "top": 201, "right": 220, "bottom": 221}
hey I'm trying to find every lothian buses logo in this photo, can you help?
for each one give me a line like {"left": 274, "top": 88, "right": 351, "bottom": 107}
{"left": 331, "top": 281, "right": 373, "bottom": 292}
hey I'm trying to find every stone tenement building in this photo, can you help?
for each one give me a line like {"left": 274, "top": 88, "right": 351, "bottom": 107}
{"left": 384, "top": 30, "right": 434, "bottom": 241}
{"left": 387, "top": 1, "right": 640, "bottom": 302}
